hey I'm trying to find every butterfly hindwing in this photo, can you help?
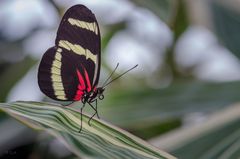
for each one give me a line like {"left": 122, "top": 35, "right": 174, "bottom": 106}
{"left": 38, "top": 47, "right": 67, "bottom": 100}
{"left": 38, "top": 5, "right": 101, "bottom": 101}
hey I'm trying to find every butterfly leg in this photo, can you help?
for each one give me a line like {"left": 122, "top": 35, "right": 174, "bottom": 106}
{"left": 93, "top": 99, "right": 100, "bottom": 119}
{"left": 87, "top": 99, "right": 99, "bottom": 126}
{"left": 79, "top": 103, "right": 86, "bottom": 133}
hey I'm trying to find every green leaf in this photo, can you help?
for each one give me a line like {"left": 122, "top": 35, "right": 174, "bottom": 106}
{"left": 101, "top": 22, "right": 127, "bottom": 72}
{"left": 170, "top": 0, "right": 189, "bottom": 40}
{"left": 150, "top": 104, "right": 240, "bottom": 159}
{"left": 0, "top": 56, "right": 37, "bottom": 101}
{"left": 0, "top": 101, "right": 176, "bottom": 159}
{"left": 211, "top": 1, "right": 240, "bottom": 59}
{"left": 130, "top": 0, "right": 177, "bottom": 24}
{"left": 101, "top": 22, "right": 126, "bottom": 51}
{"left": 100, "top": 82, "right": 240, "bottom": 129}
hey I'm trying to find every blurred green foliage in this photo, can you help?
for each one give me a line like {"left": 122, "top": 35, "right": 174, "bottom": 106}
{"left": 0, "top": 56, "right": 36, "bottom": 102}
{"left": 211, "top": 1, "right": 240, "bottom": 59}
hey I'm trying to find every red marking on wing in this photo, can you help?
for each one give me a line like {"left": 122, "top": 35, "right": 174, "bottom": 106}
{"left": 84, "top": 68, "right": 92, "bottom": 92}
{"left": 77, "top": 69, "right": 85, "bottom": 90}
{"left": 74, "top": 67, "right": 93, "bottom": 101}
{"left": 74, "top": 69, "right": 86, "bottom": 101}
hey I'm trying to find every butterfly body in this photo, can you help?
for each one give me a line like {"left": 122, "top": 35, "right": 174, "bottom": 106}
{"left": 81, "top": 87, "right": 105, "bottom": 104}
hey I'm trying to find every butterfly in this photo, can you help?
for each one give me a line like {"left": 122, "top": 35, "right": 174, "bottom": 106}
{"left": 38, "top": 5, "right": 137, "bottom": 132}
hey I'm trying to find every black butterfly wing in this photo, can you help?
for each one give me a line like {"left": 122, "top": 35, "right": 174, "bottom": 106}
{"left": 38, "top": 5, "right": 101, "bottom": 101}
{"left": 56, "top": 5, "right": 101, "bottom": 88}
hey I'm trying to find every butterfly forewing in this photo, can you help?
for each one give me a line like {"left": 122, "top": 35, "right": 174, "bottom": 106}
{"left": 38, "top": 5, "right": 101, "bottom": 101}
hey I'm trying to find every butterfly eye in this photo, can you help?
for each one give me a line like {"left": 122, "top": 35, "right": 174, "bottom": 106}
{"left": 98, "top": 94, "right": 104, "bottom": 100}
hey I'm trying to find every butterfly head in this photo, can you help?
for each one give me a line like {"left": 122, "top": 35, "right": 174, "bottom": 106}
{"left": 96, "top": 87, "right": 105, "bottom": 100}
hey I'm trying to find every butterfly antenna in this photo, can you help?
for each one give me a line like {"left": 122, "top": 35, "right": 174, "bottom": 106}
{"left": 103, "top": 64, "right": 138, "bottom": 88}
{"left": 102, "top": 63, "right": 119, "bottom": 87}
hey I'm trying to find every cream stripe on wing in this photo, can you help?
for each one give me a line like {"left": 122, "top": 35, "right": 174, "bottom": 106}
{"left": 68, "top": 18, "right": 98, "bottom": 35}
{"left": 51, "top": 48, "right": 66, "bottom": 100}
{"left": 58, "top": 40, "right": 97, "bottom": 64}
{"left": 92, "top": 56, "right": 99, "bottom": 85}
